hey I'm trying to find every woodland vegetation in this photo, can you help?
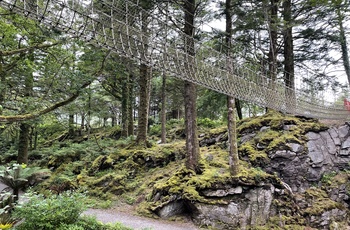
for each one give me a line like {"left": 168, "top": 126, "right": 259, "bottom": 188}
{"left": 0, "top": 0, "right": 349, "bottom": 229}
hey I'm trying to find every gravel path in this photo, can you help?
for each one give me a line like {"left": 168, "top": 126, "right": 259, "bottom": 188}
{"left": 83, "top": 208, "right": 199, "bottom": 230}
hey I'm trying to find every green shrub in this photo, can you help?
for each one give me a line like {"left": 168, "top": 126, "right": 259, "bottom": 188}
{"left": 149, "top": 124, "right": 161, "bottom": 136}
{"left": 56, "top": 224, "right": 85, "bottom": 230}
{"left": 72, "top": 215, "right": 106, "bottom": 230}
{"left": 197, "top": 118, "right": 222, "bottom": 128}
{"left": 13, "top": 191, "right": 86, "bottom": 230}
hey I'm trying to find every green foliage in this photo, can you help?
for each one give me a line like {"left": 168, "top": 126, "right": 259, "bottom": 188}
{"left": 0, "top": 164, "right": 50, "bottom": 199}
{"left": 149, "top": 124, "right": 161, "bottom": 136}
{"left": 58, "top": 215, "right": 133, "bottom": 230}
{"left": 321, "top": 171, "right": 337, "bottom": 185}
{"left": 13, "top": 191, "right": 86, "bottom": 230}
{"left": 0, "top": 191, "right": 17, "bottom": 227}
{"left": 197, "top": 118, "right": 223, "bottom": 129}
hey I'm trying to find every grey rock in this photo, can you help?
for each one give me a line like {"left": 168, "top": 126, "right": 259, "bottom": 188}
{"left": 338, "top": 125, "right": 349, "bottom": 139}
{"left": 193, "top": 186, "right": 274, "bottom": 230}
{"left": 308, "top": 150, "right": 324, "bottom": 165}
{"left": 288, "top": 143, "right": 304, "bottom": 153}
{"left": 328, "top": 128, "right": 341, "bottom": 146}
{"left": 157, "top": 200, "right": 186, "bottom": 218}
{"left": 271, "top": 150, "right": 296, "bottom": 159}
{"left": 239, "top": 133, "right": 256, "bottom": 144}
{"left": 320, "top": 131, "right": 337, "bottom": 155}
{"left": 283, "top": 125, "right": 296, "bottom": 131}
{"left": 341, "top": 136, "right": 350, "bottom": 149}
{"left": 202, "top": 186, "right": 243, "bottom": 197}
{"left": 307, "top": 132, "right": 321, "bottom": 140}
{"left": 260, "top": 126, "right": 270, "bottom": 132}
{"left": 339, "top": 149, "right": 350, "bottom": 156}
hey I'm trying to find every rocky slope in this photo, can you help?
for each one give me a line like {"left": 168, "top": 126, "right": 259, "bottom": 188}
{"left": 147, "top": 112, "right": 350, "bottom": 230}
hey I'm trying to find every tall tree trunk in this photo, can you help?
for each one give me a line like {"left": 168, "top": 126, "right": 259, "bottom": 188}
{"left": 225, "top": 0, "right": 239, "bottom": 176}
{"left": 128, "top": 74, "right": 134, "bottom": 136}
{"left": 137, "top": 64, "right": 151, "bottom": 144}
{"left": 68, "top": 113, "right": 75, "bottom": 137}
{"left": 268, "top": 0, "right": 278, "bottom": 85}
{"left": 0, "top": 60, "right": 5, "bottom": 112}
{"left": 121, "top": 75, "right": 129, "bottom": 137}
{"left": 337, "top": 8, "right": 350, "bottom": 86}
{"left": 17, "top": 123, "right": 30, "bottom": 164}
{"left": 283, "top": 0, "right": 296, "bottom": 112}
{"left": 33, "top": 127, "right": 38, "bottom": 150}
{"left": 235, "top": 99, "right": 242, "bottom": 120}
{"left": 17, "top": 53, "right": 34, "bottom": 164}
{"left": 161, "top": 74, "right": 167, "bottom": 143}
{"left": 184, "top": 0, "right": 200, "bottom": 172}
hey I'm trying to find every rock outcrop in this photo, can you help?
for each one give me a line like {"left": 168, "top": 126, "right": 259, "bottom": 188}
{"left": 150, "top": 114, "right": 350, "bottom": 229}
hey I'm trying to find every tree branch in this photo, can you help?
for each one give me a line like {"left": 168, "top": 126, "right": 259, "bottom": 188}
{"left": 0, "top": 81, "right": 91, "bottom": 123}
{"left": 0, "top": 40, "right": 66, "bottom": 57}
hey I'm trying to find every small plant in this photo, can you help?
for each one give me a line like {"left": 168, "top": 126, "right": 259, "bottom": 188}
{"left": 321, "top": 171, "right": 337, "bottom": 185}
{"left": 0, "top": 164, "right": 50, "bottom": 201}
{"left": 13, "top": 191, "right": 86, "bottom": 230}
{"left": 0, "top": 191, "right": 17, "bottom": 228}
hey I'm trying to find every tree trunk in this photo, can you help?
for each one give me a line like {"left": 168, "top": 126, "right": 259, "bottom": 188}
{"left": 225, "top": 0, "right": 239, "bottom": 176}
{"left": 337, "top": 8, "right": 350, "bottom": 86}
{"left": 283, "top": 0, "right": 296, "bottom": 113}
{"left": 268, "top": 0, "right": 278, "bottom": 85}
{"left": 136, "top": 63, "right": 151, "bottom": 144}
{"left": 121, "top": 75, "right": 128, "bottom": 137}
{"left": 17, "top": 123, "right": 30, "bottom": 164}
{"left": 161, "top": 74, "right": 167, "bottom": 143}
{"left": 17, "top": 53, "right": 34, "bottom": 164}
{"left": 128, "top": 74, "right": 134, "bottom": 136}
{"left": 68, "top": 113, "right": 75, "bottom": 137}
{"left": 184, "top": 0, "right": 200, "bottom": 172}
{"left": 0, "top": 61, "right": 5, "bottom": 112}
{"left": 136, "top": 5, "right": 151, "bottom": 145}
{"left": 33, "top": 127, "right": 38, "bottom": 150}
{"left": 235, "top": 99, "right": 242, "bottom": 120}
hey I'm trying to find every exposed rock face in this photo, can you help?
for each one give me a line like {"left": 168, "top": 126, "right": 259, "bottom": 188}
{"left": 155, "top": 121, "right": 350, "bottom": 229}
{"left": 192, "top": 185, "right": 275, "bottom": 230}
{"left": 259, "top": 123, "right": 350, "bottom": 193}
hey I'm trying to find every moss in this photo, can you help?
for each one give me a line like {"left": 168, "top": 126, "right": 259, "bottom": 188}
{"left": 303, "top": 187, "right": 344, "bottom": 216}
{"left": 239, "top": 142, "right": 269, "bottom": 166}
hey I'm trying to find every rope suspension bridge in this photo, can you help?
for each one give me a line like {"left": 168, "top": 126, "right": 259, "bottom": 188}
{"left": 0, "top": 0, "right": 349, "bottom": 120}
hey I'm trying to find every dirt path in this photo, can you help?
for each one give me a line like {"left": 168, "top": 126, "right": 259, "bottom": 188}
{"left": 83, "top": 208, "right": 199, "bottom": 230}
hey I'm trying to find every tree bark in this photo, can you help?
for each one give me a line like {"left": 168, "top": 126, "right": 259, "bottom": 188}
{"left": 136, "top": 63, "right": 151, "bottom": 144}
{"left": 337, "top": 8, "right": 350, "bottom": 86}
{"left": 17, "top": 123, "right": 30, "bottom": 164}
{"left": 283, "top": 0, "right": 296, "bottom": 113}
{"left": 0, "top": 60, "right": 5, "bottom": 112}
{"left": 121, "top": 75, "right": 129, "bottom": 137}
{"left": 225, "top": 0, "right": 239, "bottom": 176}
{"left": 184, "top": 0, "right": 200, "bottom": 172}
{"left": 68, "top": 113, "right": 75, "bottom": 137}
{"left": 127, "top": 74, "right": 134, "bottom": 136}
{"left": 235, "top": 99, "right": 242, "bottom": 120}
{"left": 161, "top": 74, "right": 167, "bottom": 143}
{"left": 268, "top": 0, "right": 278, "bottom": 85}
{"left": 136, "top": 4, "right": 151, "bottom": 145}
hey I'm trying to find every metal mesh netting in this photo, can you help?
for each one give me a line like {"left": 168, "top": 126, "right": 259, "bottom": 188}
{"left": 0, "top": 0, "right": 349, "bottom": 120}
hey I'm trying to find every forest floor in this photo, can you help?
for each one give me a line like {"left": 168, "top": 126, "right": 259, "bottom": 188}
{"left": 0, "top": 183, "right": 198, "bottom": 230}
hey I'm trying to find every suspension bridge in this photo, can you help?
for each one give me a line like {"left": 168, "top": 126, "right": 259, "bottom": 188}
{"left": 0, "top": 0, "right": 348, "bottom": 120}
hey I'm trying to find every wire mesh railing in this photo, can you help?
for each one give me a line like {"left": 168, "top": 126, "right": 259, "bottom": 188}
{"left": 0, "top": 0, "right": 349, "bottom": 120}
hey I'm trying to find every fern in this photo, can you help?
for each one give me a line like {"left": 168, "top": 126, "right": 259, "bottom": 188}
{"left": 0, "top": 164, "right": 50, "bottom": 201}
